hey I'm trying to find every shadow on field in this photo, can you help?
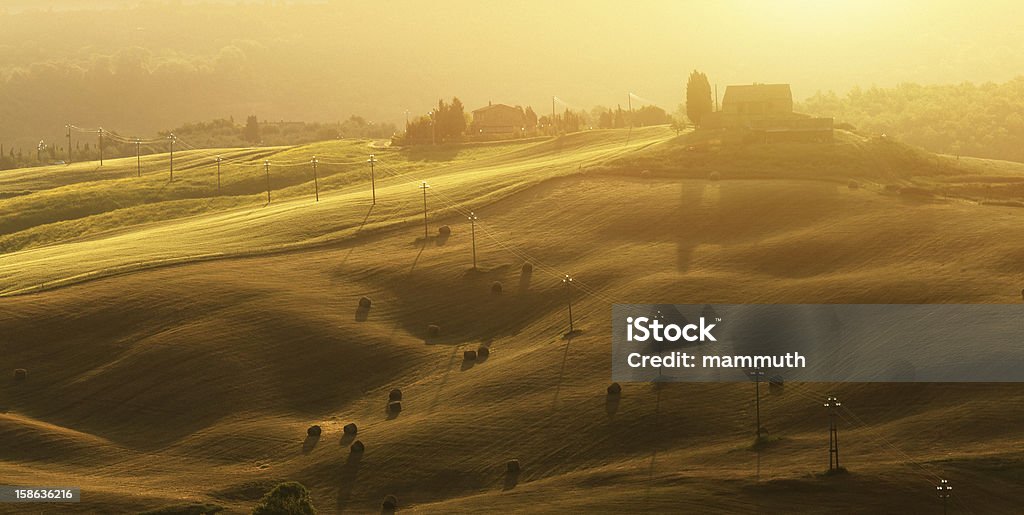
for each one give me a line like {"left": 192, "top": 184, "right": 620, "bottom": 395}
{"left": 302, "top": 433, "right": 320, "bottom": 454}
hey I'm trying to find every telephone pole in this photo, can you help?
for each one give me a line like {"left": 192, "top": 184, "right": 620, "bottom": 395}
{"left": 468, "top": 211, "right": 478, "bottom": 269}
{"left": 135, "top": 138, "right": 141, "bottom": 177}
{"left": 264, "top": 160, "right": 272, "bottom": 204}
{"left": 311, "top": 156, "right": 319, "bottom": 202}
{"left": 65, "top": 125, "right": 72, "bottom": 164}
{"left": 937, "top": 479, "right": 952, "bottom": 515}
{"left": 562, "top": 274, "right": 574, "bottom": 334}
{"left": 367, "top": 154, "right": 377, "bottom": 204}
{"left": 419, "top": 181, "right": 430, "bottom": 239}
{"left": 551, "top": 96, "right": 556, "bottom": 135}
{"left": 825, "top": 395, "right": 841, "bottom": 471}
{"left": 627, "top": 93, "right": 633, "bottom": 127}
{"left": 168, "top": 134, "right": 176, "bottom": 181}
{"left": 98, "top": 128, "right": 104, "bottom": 166}
{"left": 216, "top": 156, "right": 222, "bottom": 193}
{"left": 752, "top": 368, "right": 766, "bottom": 438}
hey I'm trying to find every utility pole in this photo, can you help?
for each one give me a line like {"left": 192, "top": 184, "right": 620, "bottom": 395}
{"left": 937, "top": 479, "right": 952, "bottom": 515}
{"left": 752, "top": 368, "right": 766, "bottom": 438}
{"left": 468, "top": 211, "right": 478, "bottom": 269}
{"left": 431, "top": 111, "right": 436, "bottom": 145}
{"left": 825, "top": 395, "right": 841, "bottom": 471}
{"left": 311, "top": 156, "right": 319, "bottom": 202}
{"left": 562, "top": 274, "right": 574, "bottom": 334}
{"left": 66, "top": 125, "right": 72, "bottom": 164}
{"left": 98, "top": 128, "right": 104, "bottom": 166}
{"left": 367, "top": 154, "right": 376, "bottom": 204}
{"left": 168, "top": 134, "right": 176, "bottom": 181}
{"left": 216, "top": 156, "right": 222, "bottom": 194}
{"left": 628, "top": 93, "right": 633, "bottom": 127}
{"left": 551, "top": 96, "right": 556, "bottom": 135}
{"left": 135, "top": 138, "right": 141, "bottom": 177}
{"left": 264, "top": 160, "right": 271, "bottom": 204}
{"left": 419, "top": 181, "right": 430, "bottom": 239}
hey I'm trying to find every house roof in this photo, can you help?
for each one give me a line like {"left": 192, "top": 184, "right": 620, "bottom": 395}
{"left": 723, "top": 84, "right": 792, "bottom": 104}
{"left": 473, "top": 103, "right": 521, "bottom": 114}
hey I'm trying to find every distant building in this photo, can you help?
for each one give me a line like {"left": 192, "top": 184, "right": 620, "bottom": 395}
{"left": 704, "top": 83, "right": 833, "bottom": 142}
{"left": 471, "top": 102, "right": 528, "bottom": 137}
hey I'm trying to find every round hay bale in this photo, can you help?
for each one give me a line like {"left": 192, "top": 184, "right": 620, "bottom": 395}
{"left": 477, "top": 346, "right": 490, "bottom": 359}
{"left": 463, "top": 350, "right": 477, "bottom": 361}
{"left": 350, "top": 440, "right": 365, "bottom": 453}
{"left": 438, "top": 225, "right": 451, "bottom": 237}
{"left": 343, "top": 423, "right": 358, "bottom": 436}
{"left": 506, "top": 459, "right": 521, "bottom": 474}
{"left": 708, "top": 171, "right": 721, "bottom": 181}
{"left": 382, "top": 494, "right": 398, "bottom": 511}
{"left": 521, "top": 262, "right": 533, "bottom": 274}
{"left": 307, "top": 425, "right": 322, "bottom": 438}
{"left": 491, "top": 281, "right": 503, "bottom": 295}
{"left": 607, "top": 382, "right": 622, "bottom": 395}
{"left": 388, "top": 401, "right": 402, "bottom": 414}
{"left": 389, "top": 388, "right": 403, "bottom": 402}
{"left": 358, "top": 296, "right": 372, "bottom": 309}
{"left": 13, "top": 369, "right": 27, "bottom": 383}
{"left": 847, "top": 180, "right": 859, "bottom": 190}
{"left": 427, "top": 324, "right": 440, "bottom": 337}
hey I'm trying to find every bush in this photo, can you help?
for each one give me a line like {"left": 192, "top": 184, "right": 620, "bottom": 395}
{"left": 607, "top": 382, "right": 622, "bottom": 395}
{"left": 477, "top": 346, "right": 490, "bottom": 359}
{"left": 708, "top": 171, "right": 720, "bottom": 181}
{"left": 358, "top": 296, "right": 372, "bottom": 309}
{"left": 506, "top": 459, "right": 521, "bottom": 474}
{"left": 427, "top": 324, "right": 440, "bottom": 337}
{"left": 463, "top": 350, "right": 477, "bottom": 361}
{"left": 389, "top": 388, "right": 402, "bottom": 402}
{"left": 438, "top": 225, "right": 451, "bottom": 237}
{"left": 307, "top": 425, "right": 322, "bottom": 438}
{"left": 13, "top": 369, "right": 27, "bottom": 382}
{"left": 382, "top": 495, "right": 398, "bottom": 511}
{"left": 343, "top": 423, "right": 358, "bottom": 436}
{"left": 350, "top": 440, "right": 365, "bottom": 453}
{"left": 847, "top": 180, "right": 859, "bottom": 189}
{"left": 388, "top": 401, "right": 402, "bottom": 414}
{"left": 252, "top": 481, "right": 317, "bottom": 515}
{"left": 521, "top": 262, "right": 533, "bottom": 274}
{"left": 491, "top": 281, "right": 503, "bottom": 295}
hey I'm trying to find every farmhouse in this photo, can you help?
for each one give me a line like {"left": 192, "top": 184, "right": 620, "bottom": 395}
{"left": 704, "top": 83, "right": 833, "bottom": 142}
{"left": 471, "top": 102, "right": 528, "bottom": 137}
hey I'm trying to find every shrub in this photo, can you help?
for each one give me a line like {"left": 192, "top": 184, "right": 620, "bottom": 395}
{"left": 307, "top": 425, "right": 322, "bottom": 438}
{"left": 13, "top": 369, "right": 27, "bottom": 382}
{"left": 847, "top": 180, "right": 859, "bottom": 189}
{"left": 343, "top": 423, "right": 358, "bottom": 436}
{"left": 477, "top": 346, "right": 490, "bottom": 359}
{"left": 382, "top": 495, "right": 398, "bottom": 511}
{"left": 607, "top": 382, "right": 622, "bottom": 395}
{"left": 438, "top": 225, "right": 451, "bottom": 237}
{"left": 463, "top": 350, "right": 477, "bottom": 361}
{"left": 708, "top": 171, "right": 720, "bottom": 181}
{"left": 350, "top": 440, "right": 365, "bottom": 453}
{"left": 388, "top": 401, "right": 402, "bottom": 414}
{"left": 521, "top": 262, "right": 533, "bottom": 274}
{"left": 389, "top": 388, "right": 403, "bottom": 402}
{"left": 491, "top": 281, "right": 503, "bottom": 295}
{"left": 252, "top": 481, "right": 316, "bottom": 515}
{"left": 427, "top": 324, "right": 440, "bottom": 337}
{"left": 506, "top": 459, "right": 521, "bottom": 474}
{"left": 358, "top": 296, "right": 372, "bottom": 309}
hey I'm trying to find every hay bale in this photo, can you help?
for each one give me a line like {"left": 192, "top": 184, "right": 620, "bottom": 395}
{"left": 427, "top": 324, "right": 440, "bottom": 337}
{"left": 389, "top": 388, "right": 403, "bottom": 402}
{"left": 477, "top": 346, "right": 490, "bottom": 359}
{"left": 521, "top": 262, "right": 533, "bottom": 274}
{"left": 708, "top": 171, "right": 721, "bottom": 181}
{"left": 438, "top": 225, "right": 451, "bottom": 237}
{"left": 350, "top": 440, "right": 365, "bottom": 453}
{"left": 847, "top": 180, "right": 859, "bottom": 190}
{"left": 382, "top": 495, "right": 398, "bottom": 511}
{"left": 388, "top": 401, "right": 402, "bottom": 414}
{"left": 506, "top": 459, "right": 520, "bottom": 474}
{"left": 13, "top": 369, "right": 27, "bottom": 383}
{"left": 607, "top": 382, "right": 622, "bottom": 395}
{"left": 491, "top": 281, "right": 503, "bottom": 295}
{"left": 463, "top": 350, "right": 477, "bottom": 361}
{"left": 343, "top": 423, "right": 358, "bottom": 436}
{"left": 307, "top": 425, "right": 322, "bottom": 438}
{"left": 358, "top": 296, "right": 372, "bottom": 309}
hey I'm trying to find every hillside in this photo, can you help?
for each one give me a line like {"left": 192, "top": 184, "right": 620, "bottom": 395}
{"left": 2, "top": 128, "right": 1024, "bottom": 513}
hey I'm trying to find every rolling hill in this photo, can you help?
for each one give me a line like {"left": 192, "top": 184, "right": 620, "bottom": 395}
{"left": 2, "top": 127, "right": 1023, "bottom": 513}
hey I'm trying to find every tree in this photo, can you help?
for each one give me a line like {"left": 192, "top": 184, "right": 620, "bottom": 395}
{"left": 252, "top": 481, "right": 316, "bottom": 515}
{"left": 242, "top": 115, "right": 261, "bottom": 143}
{"left": 686, "top": 70, "right": 713, "bottom": 128}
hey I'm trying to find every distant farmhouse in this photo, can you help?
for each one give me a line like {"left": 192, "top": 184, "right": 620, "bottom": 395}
{"left": 471, "top": 102, "right": 534, "bottom": 139}
{"left": 704, "top": 83, "right": 833, "bottom": 142}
